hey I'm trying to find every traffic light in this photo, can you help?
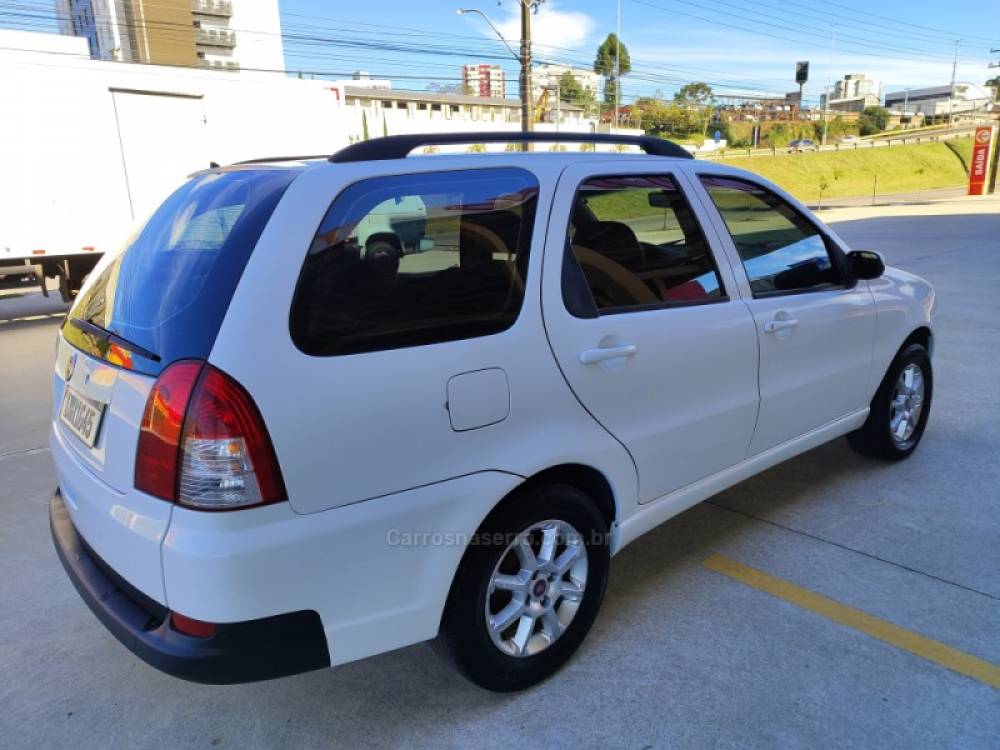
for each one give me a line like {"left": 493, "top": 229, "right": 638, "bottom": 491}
{"left": 795, "top": 61, "right": 809, "bottom": 85}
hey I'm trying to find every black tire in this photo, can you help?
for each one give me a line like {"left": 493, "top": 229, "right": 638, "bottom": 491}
{"left": 363, "top": 238, "right": 400, "bottom": 278}
{"left": 436, "top": 484, "right": 610, "bottom": 692}
{"left": 848, "top": 342, "right": 932, "bottom": 460}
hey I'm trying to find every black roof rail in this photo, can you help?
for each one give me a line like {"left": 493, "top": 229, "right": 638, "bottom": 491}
{"left": 329, "top": 132, "right": 693, "bottom": 163}
{"left": 230, "top": 155, "right": 328, "bottom": 166}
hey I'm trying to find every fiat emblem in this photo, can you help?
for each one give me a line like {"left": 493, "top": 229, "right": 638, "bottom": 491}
{"left": 65, "top": 352, "right": 77, "bottom": 381}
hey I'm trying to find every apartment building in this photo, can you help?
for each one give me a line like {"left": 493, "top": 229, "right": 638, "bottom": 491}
{"left": 462, "top": 64, "right": 506, "bottom": 98}
{"left": 819, "top": 73, "right": 882, "bottom": 113}
{"left": 532, "top": 63, "right": 601, "bottom": 101}
{"left": 54, "top": 0, "right": 284, "bottom": 71}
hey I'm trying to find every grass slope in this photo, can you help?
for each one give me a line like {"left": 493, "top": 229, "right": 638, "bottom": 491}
{"left": 719, "top": 141, "right": 971, "bottom": 202}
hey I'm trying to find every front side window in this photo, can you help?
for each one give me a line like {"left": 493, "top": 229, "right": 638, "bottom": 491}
{"left": 291, "top": 168, "right": 538, "bottom": 356}
{"left": 700, "top": 175, "right": 843, "bottom": 297}
{"left": 564, "top": 175, "right": 724, "bottom": 315}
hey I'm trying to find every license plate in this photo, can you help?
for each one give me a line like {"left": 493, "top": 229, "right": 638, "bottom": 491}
{"left": 59, "top": 387, "right": 105, "bottom": 448}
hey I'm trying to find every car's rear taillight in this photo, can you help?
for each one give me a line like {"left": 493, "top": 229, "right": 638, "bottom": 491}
{"left": 135, "top": 362, "right": 202, "bottom": 500}
{"left": 135, "top": 361, "right": 286, "bottom": 510}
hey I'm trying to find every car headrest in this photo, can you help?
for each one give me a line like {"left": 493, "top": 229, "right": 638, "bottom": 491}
{"left": 460, "top": 209, "right": 522, "bottom": 266}
{"left": 573, "top": 221, "right": 644, "bottom": 270}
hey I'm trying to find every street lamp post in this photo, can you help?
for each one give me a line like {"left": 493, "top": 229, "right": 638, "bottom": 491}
{"left": 615, "top": 0, "right": 621, "bottom": 130}
{"left": 947, "top": 39, "right": 961, "bottom": 131}
{"left": 821, "top": 22, "right": 837, "bottom": 146}
{"left": 458, "top": 3, "right": 540, "bottom": 139}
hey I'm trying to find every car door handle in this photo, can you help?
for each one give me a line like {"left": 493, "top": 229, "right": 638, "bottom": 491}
{"left": 763, "top": 318, "right": 799, "bottom": 334}
{"left": 579, "top": 344, "right": 638, "bottom": 364}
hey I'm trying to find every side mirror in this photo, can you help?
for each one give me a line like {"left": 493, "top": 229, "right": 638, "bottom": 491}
{"left": 846, "top": 249, "right": 885, "bottom": 281}
{"left": 647, "top": 191, "right": 672, "bottom": 209}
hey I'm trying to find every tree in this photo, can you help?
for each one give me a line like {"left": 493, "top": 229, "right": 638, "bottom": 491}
{"left": 557, "top": 70, "right": 596, "bottom": 115}
{"left": 593, "top": 33, "right": 631, "bottom": 106}
{"left": 674, "top": 82, "right": 714, "bottom": 106}
{"left": 558, "top": 70, "right": 585, "bottom": 103}
{"left": 673, "top": 82, "right": 715, "bottom": 136}
{"left": 858, "top": 105, "right": 890, "bottom": 136}
{"left": 987, "top": 76, "right": 1000, "bottom": 98}
{"left": 638, "top": 100, "right": 702, "bottom": 137}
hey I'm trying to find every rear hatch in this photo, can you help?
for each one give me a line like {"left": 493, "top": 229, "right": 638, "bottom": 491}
{"left": 52, "top": 166, "right": 299, "bottom": 601}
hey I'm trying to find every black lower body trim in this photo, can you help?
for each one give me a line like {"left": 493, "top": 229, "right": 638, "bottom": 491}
{"left": 50, "top": 490, "right": 331, "bottom": 684}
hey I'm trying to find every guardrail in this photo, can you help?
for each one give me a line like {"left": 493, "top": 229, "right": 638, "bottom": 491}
{"left": 699, "top": 130, "right": 975, "bottom": 161}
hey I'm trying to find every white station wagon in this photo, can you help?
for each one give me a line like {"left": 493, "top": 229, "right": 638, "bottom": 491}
{"left": 50, "top": 133, "right": 935, "bottom": 691}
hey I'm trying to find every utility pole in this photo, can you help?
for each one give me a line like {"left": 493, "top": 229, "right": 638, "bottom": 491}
{"left": 821, "top": 23, "right": 837, "bottom": 146}
{"left": 947, "top": 39, "right": 961, "bottom": 131}
{"left": 519, "top": 1, "right": 534, "bottom": 137}
{"left": 989, "top": 49, "right": 1000, "bottom": 193}
{"left": 615, "top": 0, "right": 621, "bottom": 130}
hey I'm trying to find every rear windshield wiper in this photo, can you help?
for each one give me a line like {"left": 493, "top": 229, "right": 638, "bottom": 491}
{"left": 69, "top": 317, "right": 162, "bottom": 363}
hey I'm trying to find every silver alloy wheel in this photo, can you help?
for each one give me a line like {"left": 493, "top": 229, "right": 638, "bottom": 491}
{"left": 485, "top": 519, "right": 588, "bottom": 658}
{"left": 890, "top": 363, "right": 925, "bottom": 445}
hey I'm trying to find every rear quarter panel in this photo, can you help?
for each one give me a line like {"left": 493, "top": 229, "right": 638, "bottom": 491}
{"left": 207, "top": 159, "right": 638, "bottom": 520}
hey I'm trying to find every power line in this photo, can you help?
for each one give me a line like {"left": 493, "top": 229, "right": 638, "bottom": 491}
{"left": 0, "top": 2, "right": 797, "bottom": 97}
{"left": 628, "top": 0, "right": 988, "bottom": 65}
{"left": 788, "top": 0, "right": 999, "bottom": 46}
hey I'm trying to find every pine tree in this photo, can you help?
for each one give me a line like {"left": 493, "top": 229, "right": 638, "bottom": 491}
{"left": 593, "top": 33, "right": 631, "bottom": 106}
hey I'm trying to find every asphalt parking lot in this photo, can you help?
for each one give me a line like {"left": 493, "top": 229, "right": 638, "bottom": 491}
{"left": 2, "top": 197, "right": 998, "bottom": 749}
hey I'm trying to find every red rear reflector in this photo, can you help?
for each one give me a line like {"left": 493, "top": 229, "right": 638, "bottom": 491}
{"left": 170, "top": 612, "right": 217, "bottom": 638}
{"left": 82, "top": 246, "right": 95, "bottom": 252}
{"left": 31, "top": 249, "right": 45, "bottom": 255}
{"left": 135, "top": 361, "right": 203, "bottom": 500}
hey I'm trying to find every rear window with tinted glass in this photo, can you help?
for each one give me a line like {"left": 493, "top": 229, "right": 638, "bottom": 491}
{"left": 290, "top": 168, "right": 538, "bottom": 356}
{"left": 64, "top": 168, "right": 299, "bottom": 375}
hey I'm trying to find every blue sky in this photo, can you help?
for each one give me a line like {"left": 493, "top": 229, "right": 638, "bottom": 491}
{"left": 281, "top": 0, "right": 999, "bottom": 103}
{"left": 10, "top": 0, "right": 1000, "bottom": 103}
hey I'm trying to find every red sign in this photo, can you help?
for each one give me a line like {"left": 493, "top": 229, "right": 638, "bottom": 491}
{"left": 968, "top": 126, "right": 996, "bottom": 196}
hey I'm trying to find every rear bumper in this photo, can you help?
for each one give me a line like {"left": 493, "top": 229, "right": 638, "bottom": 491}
{"left": 49, "top": 490, "right": 330, "bottom": 684}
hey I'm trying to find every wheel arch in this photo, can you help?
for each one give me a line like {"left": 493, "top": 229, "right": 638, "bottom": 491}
{"left": 516, "top": 463, "right": 619, "bottom": 533}
{"left": 902, "top": 325, "right": 933, "bottom": 358}
{"left": 868, "top": 325, "right": 933, "bottom": 404}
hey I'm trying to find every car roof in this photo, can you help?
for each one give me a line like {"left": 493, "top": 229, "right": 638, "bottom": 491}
{"left": 210, "top": 150, "right": 698, "bottom": 175}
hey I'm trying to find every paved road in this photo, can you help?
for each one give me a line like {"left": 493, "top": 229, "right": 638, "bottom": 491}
{"left": 2, "top": 199, "right": 998, "bottom": 749}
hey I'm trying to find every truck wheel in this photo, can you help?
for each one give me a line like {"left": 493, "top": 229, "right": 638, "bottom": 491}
{"left": 364, "top": 239, "right": 400, "bottom": 279}
{"left": 436, "top": 484, "right": 610, "bottom": 691}
{"left": 848, "top": 343, "right": 932, "bottom": 460}
{"left": 58, "top": 272, "right": 73, "bottom": 303}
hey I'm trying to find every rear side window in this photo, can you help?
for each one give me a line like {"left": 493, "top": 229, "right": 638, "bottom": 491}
{"left": 700, "top": 175, "right": 843, "bottom": 296}
{"left": 564, "top": 174, "right": 724, "bottom": 315}
{"left": 64, "top": 168, "right": 299, "bottom": 375}
{"left": 290, "top": 168, "right": 538, "bottom": 356}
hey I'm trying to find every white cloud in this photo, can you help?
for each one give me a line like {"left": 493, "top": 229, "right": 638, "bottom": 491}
{"left": 491, "top": 2, "right": 596, "bottom": 52}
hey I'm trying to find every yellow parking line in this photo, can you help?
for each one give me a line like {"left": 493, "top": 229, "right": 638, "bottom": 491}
{"left": 703, "top": 554, "right": 1000, "bottom": 690}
